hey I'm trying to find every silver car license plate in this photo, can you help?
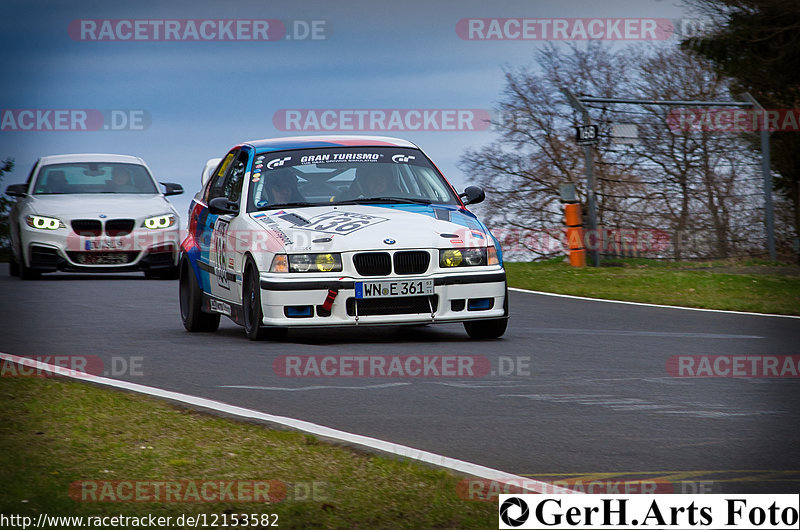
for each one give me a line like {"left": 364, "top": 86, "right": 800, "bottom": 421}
{"left": 85, "top": 239, "right": 127, "bottom": 251}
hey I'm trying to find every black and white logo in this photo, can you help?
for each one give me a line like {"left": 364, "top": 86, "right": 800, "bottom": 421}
{"left": 391, "top": 154, "right": 415, "bottom": 163}
{"left": 499, "top": 497, "right": 529, "bottom": 527}
{"left": 266, "top": 156, "right": 291, "bottom": 169}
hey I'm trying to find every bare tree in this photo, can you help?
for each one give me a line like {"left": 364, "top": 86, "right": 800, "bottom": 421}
{"left": 462, "top": 42, "right": 771, "bottom": 261}
{"left": 0, "top": 158, "right": 16, "bottom": 257}
{"left": 461, "top": 42, "right": 637, "bottom": 259}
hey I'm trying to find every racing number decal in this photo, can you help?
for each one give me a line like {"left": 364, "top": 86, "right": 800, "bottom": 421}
{"left": 213, "top": 218, "right": 230, "bottom": 290}
{"left": 304, "top": 211, "right": 387, "bottom": 235}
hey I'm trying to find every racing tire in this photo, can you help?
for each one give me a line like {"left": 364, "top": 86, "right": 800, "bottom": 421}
{"left": 243, "top": 260, "right": 287, "bottom": 341}
{"left": 145, "top": 266, "right": 180, "bottom": 280}
{"left": 19, "top": 258, "right": 41, "bottom": 281}
{"left": 179, "top": 258, "right": 220, "bottom": 332}
{"left": 8, "top": 256, "right": 19, "bottom": 277}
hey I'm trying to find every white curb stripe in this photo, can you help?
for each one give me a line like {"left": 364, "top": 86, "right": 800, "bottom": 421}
{"left": 508, "top": 287, "right": 800, "bottom": 319}
{"left": 0, "top": 352, "right": 576, "bottom": 495}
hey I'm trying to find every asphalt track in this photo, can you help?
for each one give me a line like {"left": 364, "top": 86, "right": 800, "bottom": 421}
{"left": 1, "top": 265, "right": 798, "bottom": 494}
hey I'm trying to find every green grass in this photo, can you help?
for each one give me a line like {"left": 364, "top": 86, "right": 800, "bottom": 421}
{"left": 505, "top": 257, "right": 800, "bottom": 315}
{"left": 0, "top": 376, "right": 494, "bottom": 529}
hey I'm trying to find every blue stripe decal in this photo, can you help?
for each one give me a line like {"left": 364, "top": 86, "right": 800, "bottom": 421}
{"left": 254, "top": 141, "right": 354, "bottom": 154}
{"left": 363, "top": 203, "right": 504, "bottom": 264}
{"left": 364, "top": 203, "right": 484, "bottom": 231}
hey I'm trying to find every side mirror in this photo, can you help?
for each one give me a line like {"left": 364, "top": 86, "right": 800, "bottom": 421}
{"left": 208, "top": 196, "right": 239, "bottom": 215}
{"left": 459, "top": 185, "right": 485, "bottom": 205}
{"left": 161, "top": 182, "right": 184, "bottom": 196}
{"left": 5, "top": 183, "right": 28, "bottom": 198}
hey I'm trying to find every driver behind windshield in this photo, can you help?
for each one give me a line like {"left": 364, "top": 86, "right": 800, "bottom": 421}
{"left": 108, "top": 167, "right": 139, "bottom": 193}
{"left": 262, "top": 169, "right": 304, "bottom": 205}
{"left": 337, "top": 164, "right": 399, "bottom": 201}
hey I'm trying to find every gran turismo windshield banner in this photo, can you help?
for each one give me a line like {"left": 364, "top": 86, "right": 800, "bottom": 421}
{"left": 256, "top": 147, "right": 432, "bottom": 170}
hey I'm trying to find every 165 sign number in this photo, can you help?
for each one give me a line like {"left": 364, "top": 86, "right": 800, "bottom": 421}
{"left": 575, "top": 124, "right": 598, "bottom": 145}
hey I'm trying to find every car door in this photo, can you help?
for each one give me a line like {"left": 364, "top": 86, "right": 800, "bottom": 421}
{"left": 208, "top": 149, "right": 249, "bottom": 303}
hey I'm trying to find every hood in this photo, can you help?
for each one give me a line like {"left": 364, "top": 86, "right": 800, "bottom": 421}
{"left": 249, "top": 203, "right": 490, "bottom": 253}
{"left": 29, "top": 194, "right": 176, "bottom": 219}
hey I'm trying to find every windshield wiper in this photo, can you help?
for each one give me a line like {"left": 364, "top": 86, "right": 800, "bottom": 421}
{"left": 336, "top": 197, "right": 432, "bottom": 205}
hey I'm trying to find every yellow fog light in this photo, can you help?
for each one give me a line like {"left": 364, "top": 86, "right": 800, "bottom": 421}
{"left": 315, "top": 253, "right": 338, "bottom": 272}
{"left": 441, "top": 249, "right": 463, "bottom": 267}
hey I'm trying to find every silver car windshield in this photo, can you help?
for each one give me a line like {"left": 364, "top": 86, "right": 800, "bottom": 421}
{"left": 32, "top": 163, "right": 158, "bottom": 194}
{"left": 248, "top": 147, "right": 459, "bottom": 212}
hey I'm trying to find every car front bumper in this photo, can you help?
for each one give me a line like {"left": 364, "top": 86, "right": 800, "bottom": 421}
{"left": 255, "top": 270, "right": 507, "bottom": 327}
{"left": 20, "top": 225, "right": 180, "bottom": 272}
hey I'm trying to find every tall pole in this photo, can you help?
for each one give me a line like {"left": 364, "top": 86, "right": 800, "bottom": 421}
{"left": 563, "top": 88, "right": 600, "bottom": 266}
{"left": 743, "top": 93, "right": 776, "bottom": 260}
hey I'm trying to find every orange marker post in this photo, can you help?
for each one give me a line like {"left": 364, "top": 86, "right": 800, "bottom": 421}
{"left": 564, "top": 203, "right": 586, "bottom": 267}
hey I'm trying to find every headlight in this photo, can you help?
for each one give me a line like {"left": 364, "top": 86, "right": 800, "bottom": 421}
{"left": 288, "top": 253, "right": 343, "bottom": 273}
{"left": 270, "top": 254, "right": 343, "bottom": 273}
{"left": 26, "top": 215, "right": 64, "bottom": 230}
{"left": 141, "top": 214, "right": 176, "bottom": 229}
{"left": 439, "top": 247, "right": 488, "bottom": 267}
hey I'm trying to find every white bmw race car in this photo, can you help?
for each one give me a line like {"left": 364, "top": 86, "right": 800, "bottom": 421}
{"left": 179, "top": 136, "right": 508, "bottom": 340}
{"left": 5, "top": 153, "right": 184, "bottom": 279}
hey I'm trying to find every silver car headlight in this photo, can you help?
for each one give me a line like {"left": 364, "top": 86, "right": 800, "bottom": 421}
{"left": 26, "top": 215, "right": 65, "bottom": 230}
{"left": 141, "top": 214, "right": 176, "bottom": 230}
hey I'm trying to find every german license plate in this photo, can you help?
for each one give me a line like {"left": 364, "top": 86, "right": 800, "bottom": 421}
{"left": 355, "top": 279, "right": 434, "bottom": 299}
{"left": 77, "top": 253, "right": 129, "bottom": 265}
{"left": 85, "top": 239, "right": 127, "bottom": 251}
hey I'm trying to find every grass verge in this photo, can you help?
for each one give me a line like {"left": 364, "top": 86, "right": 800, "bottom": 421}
{"left": 0, "top": 376, "right": 494, "bottom": 529}
{"left": 505, "top": 257, "right": 800, "bottom": 315}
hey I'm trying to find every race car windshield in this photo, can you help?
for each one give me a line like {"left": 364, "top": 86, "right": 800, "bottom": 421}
{"left": 248, "top": 147, "right": 459, "bottom": 212}
{"left": 32, "top": 163, "right": 159, "bottom": 195}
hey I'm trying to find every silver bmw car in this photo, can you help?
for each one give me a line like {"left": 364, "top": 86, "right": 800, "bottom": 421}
{"left": 5, "top": 153, "right": 183, "bottom": 279}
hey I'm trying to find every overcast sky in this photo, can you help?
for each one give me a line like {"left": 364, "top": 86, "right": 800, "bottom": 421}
{"left": 1, "top": 0, "right": 697, "bottom": 218}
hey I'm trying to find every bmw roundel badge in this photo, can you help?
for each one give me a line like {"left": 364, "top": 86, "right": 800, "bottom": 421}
{"left": 383, "top": 238, "right": 396, "bottom": 245}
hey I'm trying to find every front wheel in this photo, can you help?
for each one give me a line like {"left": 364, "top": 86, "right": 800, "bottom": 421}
{"left": 8, "top": 255, "right": 20, "bottom": 277}
{"left": 15, "top": 230, "right": 38, "bottom": 280}
{"left": 19, "top": 258, "right": 40, "bottom": 280}
{"left": 146, "top": 266, "right": 179, "bottom": 280}
{"left": 179, "top": 259, "right": 220, "bottom": 332}
{"left": 243, "top": 260, "right": 286, "bottom": 341}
